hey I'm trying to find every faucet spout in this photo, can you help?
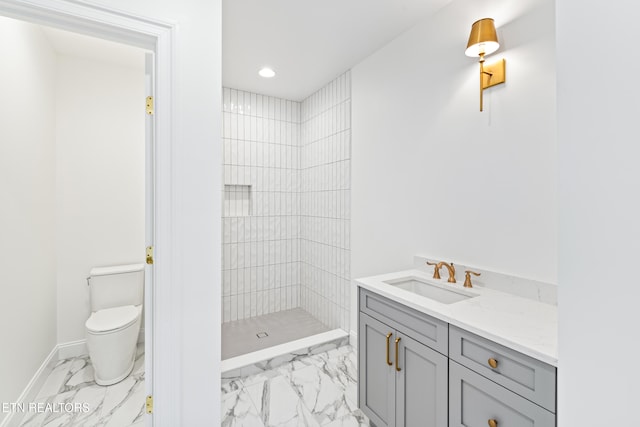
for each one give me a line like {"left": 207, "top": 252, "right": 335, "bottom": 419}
{"left": 436, "top": 262, "right": 456, "bottom": 283}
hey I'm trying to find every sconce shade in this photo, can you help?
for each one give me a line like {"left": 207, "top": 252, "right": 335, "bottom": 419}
{"left": 465, "top": 18, "right": 499, "bottom": 57}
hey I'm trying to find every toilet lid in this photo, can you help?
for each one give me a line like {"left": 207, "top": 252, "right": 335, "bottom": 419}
{"left": 86, "top": 305, "right": 140, "bottom": 333}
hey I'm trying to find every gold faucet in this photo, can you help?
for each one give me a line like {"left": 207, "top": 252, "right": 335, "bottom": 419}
{"left": 426, "top": 261, "right": 442, "bottom": 279}
{"left": 437, "top": 261, "right": 456, "bottom": 283}
{"left": 463, "top": 270, "right": 481, "bottom": 288}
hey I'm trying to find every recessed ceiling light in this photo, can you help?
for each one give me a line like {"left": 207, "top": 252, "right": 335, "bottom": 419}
{"left": 258, "top": 67, "right": 276, "bottom": 78}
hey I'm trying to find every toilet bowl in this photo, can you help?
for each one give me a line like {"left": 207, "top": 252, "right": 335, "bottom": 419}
{"left": 85, "top": 264, "right": 144, "bottom": 386}
{"left": 86, "top": 305, "right": 142, "bottom": 385}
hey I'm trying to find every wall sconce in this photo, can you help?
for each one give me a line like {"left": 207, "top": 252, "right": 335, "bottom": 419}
{"left": 465, "top": 18, "right": 506, "bottom": 112}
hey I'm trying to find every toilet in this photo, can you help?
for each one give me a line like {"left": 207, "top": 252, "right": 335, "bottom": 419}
{"left": 85, "top": 263, "right": 144, "bottom": 386}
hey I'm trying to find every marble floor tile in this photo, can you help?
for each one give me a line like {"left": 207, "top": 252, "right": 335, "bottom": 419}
{"left": 323, "top": 409, "right": 369, "bottom": 427}
{"left": 35, "top": 360, "right": 73, "bottom": 399}
{"left": 223, "top": 378, "right": 244, "bottom": 394}
{"left": 224, "top": 344, "right": 368, "bottom": 427}
{"left": 103, "top": 378, "right": 146, "bottom": 427}
{"left": 20, "top": 343, "right": 146, "bottom": 427}
{"left": 222, "top": 389, "right": 265, "bottom": 427}
{"left": 291, "top": 367, "right": 350, "bottom": 425}
{"left": 241, "top": 367, "right": 284, "bottom": 388}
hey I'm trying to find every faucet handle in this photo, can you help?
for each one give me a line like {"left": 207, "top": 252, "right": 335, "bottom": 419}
{"left": 464, "top": 270, "right": 481, "bottom": 288}
{"left": 426, "top": 261, "right": 441, "bottom": 279}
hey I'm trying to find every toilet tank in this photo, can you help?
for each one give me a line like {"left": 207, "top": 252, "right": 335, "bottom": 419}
{"left": 89, "top": 264, "right": 145, "bottom": 312}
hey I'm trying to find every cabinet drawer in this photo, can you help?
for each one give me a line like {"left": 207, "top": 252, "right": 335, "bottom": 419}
{"left": 359, "top": 288, "right": 448, "bottom": 355}
{"left": 449, "top": 361, "right": 555, "bottom": 427}
{"left": 449, "top": 326, "right": 556, "bottom": 412}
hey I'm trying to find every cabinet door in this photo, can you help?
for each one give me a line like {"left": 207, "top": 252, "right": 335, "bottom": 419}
{"left": 395, "top": 333, "right": 448, "bottom": 427}
{"left": 359, "top": 312, "right": 396, "bottom": 427}
{"left": 449, "top": 361, "right": 555, "bottom": 427}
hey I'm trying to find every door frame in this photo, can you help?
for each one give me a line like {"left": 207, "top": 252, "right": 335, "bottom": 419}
{"left": 0, "top": 0, "right": 178, "bottom": 425}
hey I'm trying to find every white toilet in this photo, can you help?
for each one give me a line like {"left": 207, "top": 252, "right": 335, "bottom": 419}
{"left": 85, "top": 264, "right": 144, "bottom": 386}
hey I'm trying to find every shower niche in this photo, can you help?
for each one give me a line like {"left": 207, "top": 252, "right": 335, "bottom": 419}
{"left": 224, "top": 184, "right": 252, "bottom": 217}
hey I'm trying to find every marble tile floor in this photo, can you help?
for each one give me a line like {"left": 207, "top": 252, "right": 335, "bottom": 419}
{"left": 222, "top": 345, "right": 369, "bottom": 427}
{"left": 19, "top": 343, "right": 145, "bottom": 427}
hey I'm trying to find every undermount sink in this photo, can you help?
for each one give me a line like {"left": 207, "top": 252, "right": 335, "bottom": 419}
{"left": 383, "top": 276, "right": 476, "bottom": 304}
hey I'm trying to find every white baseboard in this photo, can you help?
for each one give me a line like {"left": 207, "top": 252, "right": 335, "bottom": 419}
{"left": 57, "top": 339, "right": 88, "bottom": 360}
{"left": 0, "top": 345, "right": 58, "bottom": 427}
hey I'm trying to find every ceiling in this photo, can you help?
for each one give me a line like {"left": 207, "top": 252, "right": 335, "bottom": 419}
{"left": 41, "top": 26, "right": 146, "bottom": 70}
{"left": 223, "top": 0, "right": 452, "bottom": 101}
{"left": 36, "top": 1, "right": 452, "bottom": 101}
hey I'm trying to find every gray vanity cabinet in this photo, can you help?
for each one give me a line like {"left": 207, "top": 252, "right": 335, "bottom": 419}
{"left": 448, "top": 326, "right": 557, "bottom": 426}
{"left": 358, "top": 287, "right": 557, "bottom": 427}
{"left": 449, "top": 326, "right": 556, "bottom": 412}
{"left": 395, "top": 332, "right": 448, "bottom": 427}
{"left": 449, "top": 361, "right": 556, "bottom": 427}
{"left": 358, "top": 313, "right": 396, "bottom": 427}
{"left": 358, "top": 289, "right": 448, "bottom": 427}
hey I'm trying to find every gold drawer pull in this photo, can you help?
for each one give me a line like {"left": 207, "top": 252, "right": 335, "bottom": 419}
{"left": 488, "top": 419, "right": 498, "bottom": 427}
{"left": 386, "top": 333, "right": 393, "bottom": 366}
{"left": 488, "top": 358, "right": 499, "bottom": 369}
{"left": 395, "top": 337, "right": 402, "bottom": 371}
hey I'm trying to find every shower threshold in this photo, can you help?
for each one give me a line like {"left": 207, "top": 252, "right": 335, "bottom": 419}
{"left": 221, "top": 308, "right": 349, "bottom": 375}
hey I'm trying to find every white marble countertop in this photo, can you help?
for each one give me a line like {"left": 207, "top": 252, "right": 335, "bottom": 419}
{"left": 356, "top": 269, "right": 558, "bottom": 366}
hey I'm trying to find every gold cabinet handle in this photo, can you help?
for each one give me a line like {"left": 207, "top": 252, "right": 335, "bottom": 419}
{"left": 488, "top": 419, "right": 498, "bottom": 427}
{"left": 395, "top": 337, "right": 401, "bottom": 371}
{"left": 488, "top": 358, "right": 499, "bottom": 369}
{"left": 386, "top": 333, "right": 393, "bottom": 366}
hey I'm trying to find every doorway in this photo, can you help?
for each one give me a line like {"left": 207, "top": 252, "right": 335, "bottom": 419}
{"left": 0, "top": 15, "right": 154, "bottom": 427}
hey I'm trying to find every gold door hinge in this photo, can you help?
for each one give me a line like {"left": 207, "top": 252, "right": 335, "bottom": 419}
{"left": 146, "top": 395, "right": 153, "bottom": 414}
{"left": 146, "top": 246, "right": 154, "bottom": 265}
{"left": 146, "top": 96, "right": 154, "bottom": 115}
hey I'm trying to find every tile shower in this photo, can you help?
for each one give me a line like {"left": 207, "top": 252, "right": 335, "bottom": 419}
{"left": 221, "top": 71, "right": 351, "bottom": 359}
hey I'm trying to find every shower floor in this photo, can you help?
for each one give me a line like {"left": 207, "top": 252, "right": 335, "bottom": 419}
{"left": 222, "top": 308, "right": 330, "bottom": 360}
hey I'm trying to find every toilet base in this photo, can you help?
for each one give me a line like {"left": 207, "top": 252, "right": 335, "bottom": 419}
{"left": 86, "top": 306, "right": 142, "bottom": 387}
{"left": 94, "top": 353, "right": 136, "bottom": 386}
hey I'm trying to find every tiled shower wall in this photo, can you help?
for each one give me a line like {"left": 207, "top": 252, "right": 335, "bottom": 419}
{"left": 222, "top": 89, "right": 301, "bottom": 322}
{"left": 221, "top": 73, "right": 351, "bottom": 329}
{"left": 300, "top": 71, "right": 352, "bottom": 330}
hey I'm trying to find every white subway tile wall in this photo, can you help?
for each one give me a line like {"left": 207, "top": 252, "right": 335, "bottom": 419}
{"left": 300, "top": 71, "right": 351, "bottom": 330}
{"left": 222, "top": 89, "right": 301, "bottom": 322}
{"left": 221, "top": 71, "right": 351, "bottom": 330}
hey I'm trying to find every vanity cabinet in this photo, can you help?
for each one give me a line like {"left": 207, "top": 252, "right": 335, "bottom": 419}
{"left": 359, "top": 290, "right": 448, "bottom": 427}
{"left": 448, "top": 326, "right": 556, "bottom": 427}
{"left": 449, "top": 326, "right": 556, "bottom": 412}
{"left": 449, "top": 362, "right": 555, "bottom": 427}
{"left": 358, "top": 288, "right": 557, "bottom": 427}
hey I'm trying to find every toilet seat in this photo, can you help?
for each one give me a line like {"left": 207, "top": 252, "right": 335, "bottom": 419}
{"left": 86, "top": 305, "right": 140, "bottom": 334}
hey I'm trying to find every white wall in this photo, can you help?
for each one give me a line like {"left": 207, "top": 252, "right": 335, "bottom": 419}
{"left": 92, "top": 1, "right": 222, "bottom": 424}
{"left": 351, "top": 0, "right": 556, "bottom": 332}
{"left": 55, "top": 55, "right": 145, "bottom": 343}
{"left": 557, "top": 1, "right": 640, "bottom": 424}
{"left": 0, "top": 17, "right": 56, "bottom": 424}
